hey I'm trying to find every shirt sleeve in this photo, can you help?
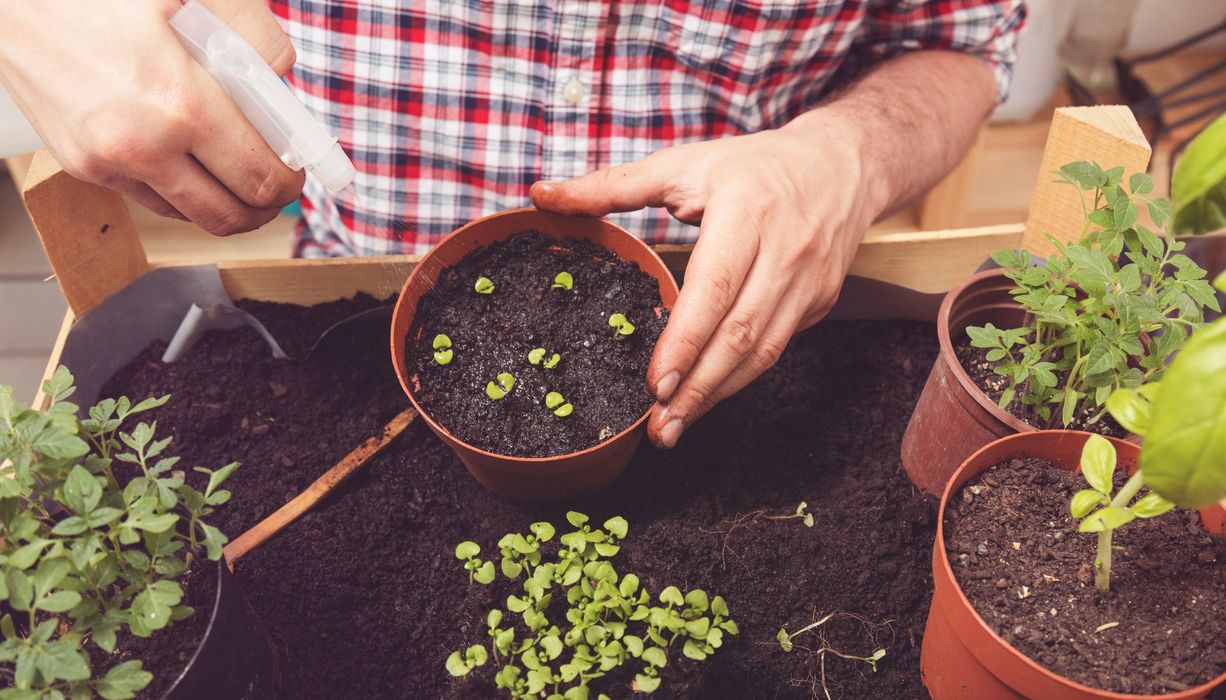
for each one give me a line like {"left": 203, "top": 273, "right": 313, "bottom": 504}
{"left": 856, "top": 0, "right": 1027, "bottom": 105}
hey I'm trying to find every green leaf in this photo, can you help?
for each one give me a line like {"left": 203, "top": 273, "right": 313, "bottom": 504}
{"left": 445, "top": 651, "right": 471, "bottom": 676}
{"left": 474, "top": 276, "right": 495, "bottom": 294}
{"left": 1070, "top": 489, "right": 1107, "bottom": 519}
{"left": 455, "top": 541, "right": 480, "bottom": 560}
{"left": 473, "top": 561, "right": 496, "bottom": 585}
{"left": 634, "top": 674, "right": 661, "bottom": 693}
{"left": 62, "top": 465, "right": 101, "bottom": 514}
{"left": 1078, "top": 506, "right": 1136, "bottom": 533}
{"left": 552, "top": 271, "right": 574, "bottom": 290}
{"left": 528, "top": 348, "right": 547, "bottom": 365}
{"left": 603, "top": 516, "right": 628, "bottom": 539}
{"left": 566, "top": 511, "right": 589, "bottom": 527}
{"left": 1080, "top": 434, "right": 1117, "bottom": 495}
{"left": 659, "top": 586, "right": 684, "bottom": 606}
{"left": 641, "top": 646, "right": 667, "bottom": 668}
{"left": 1130, "top": 492, "right": 1176, "bottom": 518}
{"left": 96, "top": 660, "right": 152, "bottom": 700}
{"left": 37, "top": 590, "right": 81, "bottom": 613}
{"left": 1172, "top": 113, "right": 1226, "bottom": 235}
{"left": 1140, "top": 318, "right": 1226, "bottom": 508}
{"left": 1129, "top": 172, "right": 1153, "bottom": 195}
{"left": 1105, "top": 387, "right": 1153, "bottom": 436}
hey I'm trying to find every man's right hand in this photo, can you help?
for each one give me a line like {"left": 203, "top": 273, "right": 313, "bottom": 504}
{"left": 0, "top": 0, "right": 305, "bottom": 235}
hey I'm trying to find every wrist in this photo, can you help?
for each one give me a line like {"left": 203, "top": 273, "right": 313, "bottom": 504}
{"left": 779, "top": 108, "right": 891, "bottom": 231}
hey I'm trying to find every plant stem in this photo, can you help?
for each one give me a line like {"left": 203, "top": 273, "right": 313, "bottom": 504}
{"left": 1095, "top": 471, "right": 1146, "bottom": 592}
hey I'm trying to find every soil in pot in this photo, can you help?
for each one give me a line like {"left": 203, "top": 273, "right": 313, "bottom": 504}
{"left": 944, "top": 456, "right": 1226, "bottom": 695}
{"left": 231, "top": 319, "right": 938, "bottom": 699}
{"left": 953, "top": 337, "right": 1128, "bottom": 437}
{"left": 98, "top": 293, "right": 406, "bottom": 537}
{"left": 404, "top": 231, "right": 667, "bottom": 457}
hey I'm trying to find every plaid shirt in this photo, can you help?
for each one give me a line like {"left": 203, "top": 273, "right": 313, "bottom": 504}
{"left": 268, "top": 0, "right": 1024, "bottom": 257}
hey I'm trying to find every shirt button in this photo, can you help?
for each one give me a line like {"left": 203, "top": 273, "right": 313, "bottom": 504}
{"left": 562, "top": 78, "right": 586, "bottom": 105}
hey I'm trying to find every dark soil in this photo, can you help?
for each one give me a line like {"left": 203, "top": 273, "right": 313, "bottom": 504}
{"left": 405, "top": 232, "right": 666, "bottom": 457}
{"left": 99, "top": 293, "right": 407, "bottom": 538}
{"left": 945, "top": 457, "right": 1226, "bottom": 695}
{"left": 233, "top": 318, "right": 939, "bottom": 699}
{"left": 954, "top": 337, "right": 1127, "bottom": 437}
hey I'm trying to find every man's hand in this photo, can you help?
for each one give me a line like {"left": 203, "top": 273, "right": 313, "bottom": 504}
{"left": 532, "top": 114, "right": 883, "bottom": 448}
{"left": 0, "top": 0, "right": 303, "bottom": 235}
{"left": 533, "top": 51, "right": 996, "bottom": 448}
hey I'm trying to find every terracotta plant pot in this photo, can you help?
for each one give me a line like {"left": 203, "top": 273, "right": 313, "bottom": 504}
{"left": 921, "top": 430, "right": 1226, "bottom": 700}
{"left": 901, "top": 268, "right": 1033, "bottom": 495}
{"left": 164, "top": 559, "right": 280, "bottom": 699}
{"left": 390, "top": 208, "right": 680, "bottom": 502}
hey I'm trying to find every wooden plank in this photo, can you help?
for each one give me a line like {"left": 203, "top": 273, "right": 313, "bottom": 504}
{"left": 1022, "top": 106, "right": 1151, "bottom": 257}
{"left": 214, "top": 256, "right": 417, "bottom": 304}
{"left": 852, "top": 224, "right": 1023, "bottom": 294}
{"left": 21, "top": 151, "right": 149, "bottom": 317}
{"left": 33, "top": 311, "right": 73, "bottom": 410}
{"left": 919, "top": 127, "right": 987, "bottom": 231}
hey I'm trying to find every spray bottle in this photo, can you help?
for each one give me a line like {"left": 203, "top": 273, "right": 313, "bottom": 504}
{"left": 169, "top": 0, "right": 356, "bottom": 194}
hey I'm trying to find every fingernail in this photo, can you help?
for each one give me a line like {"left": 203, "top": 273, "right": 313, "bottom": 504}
{"left": 660, "top": 419, "right": 684, "bottom": 448}
{"left": 655, "top": 371, "right": 681, "bottom": 402}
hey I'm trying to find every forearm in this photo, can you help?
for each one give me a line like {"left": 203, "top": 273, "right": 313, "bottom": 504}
{"left": 783, "top": 50, "right": 998, "bottom": 225}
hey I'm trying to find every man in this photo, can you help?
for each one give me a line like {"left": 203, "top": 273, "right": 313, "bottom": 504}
{"left": 0, "top": 0, "right": 1023, "bottom": 448}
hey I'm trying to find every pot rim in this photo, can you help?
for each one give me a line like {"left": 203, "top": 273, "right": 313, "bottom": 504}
{"left": 938, "top": 268, "right": 1037, "bottom": 434}
{"left": 390, "top": 207, "right": 680, "bottom": 466}
{"left": 934, "top": 429, "right": 1226, "bottom": 699}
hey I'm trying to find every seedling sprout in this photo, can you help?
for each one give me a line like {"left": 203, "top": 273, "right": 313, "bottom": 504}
{"left": 552, "top": 271, "right": 574, "bottom": 290}
{"left": 528, "top": 347, "right": 561, "bottom": 369}
{"left": 486, "top": 373, "right": 516, "bottom": 400}
{"left": 608, "top": 313, "right": 636, "bottom": 336}
{"left": 433, "top": 333, "right": 454, "bottom": 365}
{"left": 475, "top": 276, "right": 495, "bottom": 294}
{"left": 764, "top": 501, "right": 815, "bottom": 527}
{"left": 544, "top": 391, "right": 573, "bottom": 417}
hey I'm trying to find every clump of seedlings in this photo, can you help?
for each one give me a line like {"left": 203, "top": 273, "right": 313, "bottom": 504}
{"left": 446, "top": 512, "right": 737, "bottom": 697}
{"left": 544, "top": 392, "right": 573, "bottom": 418}
{"left": 528, "top": 348, "right": 561, "bottom": 369}
{"left": 552, "top": 272, "right": 574, "bottom": 291}
{"left": 486, "top": 373, "right": 517, "bottom": 400}
{"left": 607, "top": 313, "right": 636, "bottom": 337}
{"left": 0, "top": 367, "right": 237, "bottom": 698}
{"left": 433, "top": 334, "right": 454, "bottom": 366}
{"left": 476, "top": 276, "right": 495, "bottom": 295}
{"left": 966, "top": 163, "right": 1218, "bottom": 428}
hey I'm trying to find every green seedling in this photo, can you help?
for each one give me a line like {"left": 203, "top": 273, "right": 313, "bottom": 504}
{"left": 433, "top": 333, "right": 454, "bottom": 365}
{"left": 446, "top": 644, "right": 489, "bottom": 677}
{"left": 0, "top": 367, "right": 238, "bottom": 699}
{"left": 764, "top": 501, "right": 814, "bottom": 527}
{"left": 475, "top": 276, "right": 495, "bottom": 294}
{"left": 544, "top": 392, "right": 574, "bottom": 417}
{"left": 608, "top": 313, "right": 636, "bottom": 337}
{"left": 456, "top": 541, "right": 496, "bottom": 585}
{"left": 528, "top": 348, "right": 561, "bottom": 369}
{"left": 447, "top": 513, "right": 735, "bottom": 697}
{"left": 486, "top": 373, "right": 517, "bottom": 400}
{"left": 1070, "top": 434, "right": 1175, "bottom": 593}
{"left": 552, "top": 271, "right": 574, "bottom": 291}
{"left": 967, "top": 163, "right": 1217, "bottom": 428}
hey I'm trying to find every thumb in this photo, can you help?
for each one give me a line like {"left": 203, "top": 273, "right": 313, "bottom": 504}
{"left": 200, "top": 0, "right": 297, "bottom": 76}
{"left": 531, "top": 156, "right": 678, "bottom": 217}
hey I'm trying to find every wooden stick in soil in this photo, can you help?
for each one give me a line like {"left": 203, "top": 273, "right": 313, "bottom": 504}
{"left": 223, "top": 406, "right": 418, "bottom": 564}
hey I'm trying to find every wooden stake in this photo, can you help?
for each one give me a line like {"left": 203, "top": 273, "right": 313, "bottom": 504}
{"left": 1022, "top": 106, "right": 1151, "bottom": 257}
{"left": 223, "top": 406, "right": 418, "bottom": 564}
{"left": 21, "top": 150, "right": 149, "bottom": 317}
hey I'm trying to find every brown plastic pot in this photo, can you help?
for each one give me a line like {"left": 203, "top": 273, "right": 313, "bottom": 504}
{"left": 901, "top": 268, "right": 1035, "bottom": 495}
{"left": 921, "top": 430, "right": 1226, "bottom": 700}
{"left": 390, "top": 208, "right": 680, "bottom": 502}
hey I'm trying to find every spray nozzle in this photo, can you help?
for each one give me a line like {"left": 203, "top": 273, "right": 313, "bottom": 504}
{"left": 170, "top": 1, "right": 356, "bottom": 193}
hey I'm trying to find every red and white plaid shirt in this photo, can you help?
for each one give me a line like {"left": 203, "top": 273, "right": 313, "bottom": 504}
{"left": 269, "top": 0, "right": 1024, "bottom": 257}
